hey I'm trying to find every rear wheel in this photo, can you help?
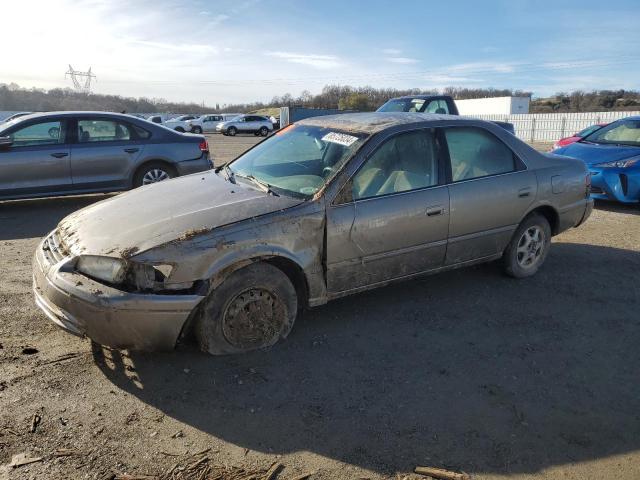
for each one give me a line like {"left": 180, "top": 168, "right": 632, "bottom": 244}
{"left": 133, "top": 162, "right": 176, "bottom": 187}
{"left": 195, "top": 263, "right": 298, "bottom": 355}
{"left": 227, "top": 126, "right": 237, "bottom": 136}
{"left": 503, "top": 213, "right": 551, "bottom": 278}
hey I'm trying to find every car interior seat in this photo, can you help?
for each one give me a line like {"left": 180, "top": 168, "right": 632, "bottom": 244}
{"left": 376, "top": 134, "right": 432, "bottom": 195}
{"left": 78, "top": 126, "right": 90, "bottom": 142}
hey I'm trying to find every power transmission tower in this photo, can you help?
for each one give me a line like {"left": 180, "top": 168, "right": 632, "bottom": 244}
{"left": 65, "top": 65, "right": 96, "bottom": 94}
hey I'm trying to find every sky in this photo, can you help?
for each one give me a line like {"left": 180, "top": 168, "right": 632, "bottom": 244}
{"left": 2, "top": 0, "right": 640, "bottom": 105}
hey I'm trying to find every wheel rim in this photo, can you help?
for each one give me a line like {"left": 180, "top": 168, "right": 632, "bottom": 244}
{"left": 516, "top": 226, "right": 545, "bottom": 269}
{"left": 260, "top": 128, "right": 268, "bottom": 136}
{"left": 228, "top": 128, "right": 236, "bottom": 136}
{"left": 142, "top": 168, "right": 170, "bottom": 185}
{"left": 222, "top": 288, "right": 286, "bottom": 350}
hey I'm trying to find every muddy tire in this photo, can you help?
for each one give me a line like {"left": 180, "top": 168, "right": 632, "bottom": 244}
{"left": 195, "top": 263, "right": 297, "bottom": 355}
{"left": 503, "top": 213, "right": 551, "bottom": 278}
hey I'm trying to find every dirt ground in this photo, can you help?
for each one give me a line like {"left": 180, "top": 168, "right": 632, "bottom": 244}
{"left": 1, "top": 134, "right": 639, "bottom": 480}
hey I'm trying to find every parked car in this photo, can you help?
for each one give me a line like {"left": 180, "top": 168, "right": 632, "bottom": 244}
{"left": 551, "top": 123, "right": 608, "bottom": 150}
{"left": 187, "top": 114, "right": 225, "bottom": 133}
{"left": 0, "top": 111, "right": 212, "bottom": 201}
{"left": 164, "top": 115, "right": 199, "bottom": 132}
{"left": 554, "top": 116, "right": 640, "bottom": 204}
{"left": 377, "top": 94, "right": 515, "bottom": 134}
{"left": 216, "top": 114, "right": 273, "bottom": 136}
{"left": 1, "top": 112, "right": 33, "bottom": 124}
{"left": 33, "top": 112, "right": 592, "bottom": 354}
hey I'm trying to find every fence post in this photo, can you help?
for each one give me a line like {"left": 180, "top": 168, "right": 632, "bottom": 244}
{"left": 530, "top": 118, "right": 536, "bottom": 142}
{"left": 560, "top": 117, "right": 566, "bottom": 138}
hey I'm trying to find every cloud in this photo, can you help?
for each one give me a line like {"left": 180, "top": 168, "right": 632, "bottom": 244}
{"left": 387, "top": 57, "right": 419, "bottom": 64}
{"left": 446, "top": 61, "right": 519, "bottom": 74}
{"left": 265, "top": 51, "right": 341, "bottom": 69}
{"left": 208, "top": 14, "right": 230, "bottom": 26}
{"left": 132, "top": 40, "right": 218, "bottom": 54}
{"left": 382, "top": 48, "right": 402, "bottom": 55}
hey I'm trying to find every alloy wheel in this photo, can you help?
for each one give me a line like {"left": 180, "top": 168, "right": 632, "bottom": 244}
{"left": 142, "top": 168, "right": 170, "bottom": 185}
{"left": 516, "top": 226, "right": 545, "bottom": 269}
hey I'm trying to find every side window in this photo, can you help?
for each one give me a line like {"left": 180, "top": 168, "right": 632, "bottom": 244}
{"left": 77, "top": 120, "right": 132, "bottom": 143}
{"left": 352, "top": 130, "right": 438, "bottom": 200}
{"left": 9, "top": 121, "right": 64, "bottom": 147}
{"left": 444, "top": 127, "right": 516, "bottom": 182}
{"left": 425, "top": 100, "right": 449, "bottom": 114}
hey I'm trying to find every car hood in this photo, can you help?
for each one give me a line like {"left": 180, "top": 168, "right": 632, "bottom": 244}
{"left": 555, "top": 141, "right": 640, "bottom": 165}
{"left": 58, "top": 171, "right": 303, "bottom": 257}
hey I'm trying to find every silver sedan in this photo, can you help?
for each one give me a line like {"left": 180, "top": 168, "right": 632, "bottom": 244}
{"left": 33, "top": 112, "right": 593, "bottom": 354}
{"left": 0, "top": 111, "right": 212, "bottom": 201}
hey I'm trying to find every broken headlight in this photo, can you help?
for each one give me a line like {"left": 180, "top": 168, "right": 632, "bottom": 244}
{"left": 75, "top": 255, "right": 186, "bottom": 292}
{"left": 76, "top": 255, "right": 127, "bottom": 284}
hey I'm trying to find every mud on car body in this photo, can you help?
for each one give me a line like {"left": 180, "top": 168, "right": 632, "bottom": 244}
{"left": 33, "top": 112, "right": 593, "bottom": 355}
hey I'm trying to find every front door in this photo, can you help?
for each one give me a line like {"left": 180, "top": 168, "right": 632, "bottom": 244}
{"left": 326, "top": 129, "right": 450, "bottom": 293}
{"left": 0, "top": 119, "right": 72, "bottom": 199}
{"left": 442, "top": 126, "right": 537, "bottom": 264}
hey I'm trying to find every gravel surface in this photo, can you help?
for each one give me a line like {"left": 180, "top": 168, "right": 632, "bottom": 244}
{"left": 1, "top": 135, "right": 639, "bottom": 480}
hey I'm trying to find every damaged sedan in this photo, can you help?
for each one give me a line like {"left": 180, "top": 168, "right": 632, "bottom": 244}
{"left": 33, "top": 112, "right": 593, "bottom": 355}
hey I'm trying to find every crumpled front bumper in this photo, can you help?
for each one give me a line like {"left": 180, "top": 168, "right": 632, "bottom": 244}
{"left": 589, "top": 167, "right": 640, "bottom": 204}
{"left": 32, "top": 236, "right": 204, "bottom": 351}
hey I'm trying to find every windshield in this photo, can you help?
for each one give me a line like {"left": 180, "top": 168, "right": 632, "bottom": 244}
{"left": 576, "top": 124, "right": 603, "bottom": 137}
{"left": 377, "top": 98, "right": 426, "bottom": 112}
{"left": 583, "top": 120, "right": 640, "bottom": 146}
{"left": 227, "top": 124, "right": 367, "bottom": 198}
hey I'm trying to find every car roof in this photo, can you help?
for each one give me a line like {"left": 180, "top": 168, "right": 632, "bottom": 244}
{"left": 388, "top": 95, "right": 447, "bottom": 100}
{"left": 297, "top": 111, "right": 461, "bottom": 134}
{"left": 12, "top": 111, "right": 146, "bottom": 121}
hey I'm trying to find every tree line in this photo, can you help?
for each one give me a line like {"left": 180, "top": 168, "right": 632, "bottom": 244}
{"left": 2, "top": 82, "right": 640, "bottom": 115}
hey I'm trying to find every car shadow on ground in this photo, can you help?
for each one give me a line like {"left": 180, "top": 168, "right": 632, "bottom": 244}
{"left": 0, "top": 194, "right": 113, "bottom": 240}
{"left": 92, "top": 242, "right": 640, "bottom": 476}
{"left": 594, "top": 199, "right": 640, "bottom": 216}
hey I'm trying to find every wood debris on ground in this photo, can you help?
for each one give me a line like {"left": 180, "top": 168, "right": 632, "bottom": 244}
{"left": 160, "top": 456, "right": 284, "bottom": 480}
{"left": 414, "top": 465, "right": 470, "bottom": 480}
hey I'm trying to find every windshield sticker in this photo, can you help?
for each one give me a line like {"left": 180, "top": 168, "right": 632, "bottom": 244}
{"left": 322, "top": 132, "right": 359, "bottom": 147}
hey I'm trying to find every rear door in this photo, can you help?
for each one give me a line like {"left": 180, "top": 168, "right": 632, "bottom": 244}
{"left": 326, "top": 128, "right": 450, "bottom": 293}
{"left": 441, "top": 125, "right": 536, "bottom": 264}
{"left": 70, "top": 117, "right": 147, "bottom": 190}
{"left": 0, "top": 118, "right": 72, "bottom": 198}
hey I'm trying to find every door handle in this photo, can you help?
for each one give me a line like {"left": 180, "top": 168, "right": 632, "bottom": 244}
{"left": 124, "top": 148, "right": 139, "bottom": 153}
{"left": 518, "top": 188, "right": 532, "bottom": 198}
{"left": 50, "top": 152, "right": 68, "bottom": 158}
{"left": 426, "top": 206, "right": 445, "bottom": 217}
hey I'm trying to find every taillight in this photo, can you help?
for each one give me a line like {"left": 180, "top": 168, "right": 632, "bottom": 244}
{"left": 585, "top": 173, "right": 591, "bottom": 197}
{"left": 199, "top": 139, "right": 209, "bottom": 152}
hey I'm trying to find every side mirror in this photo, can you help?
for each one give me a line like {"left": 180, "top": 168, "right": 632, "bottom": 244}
{"left": 0, "top": 136, "right": 13, "bottom": 149}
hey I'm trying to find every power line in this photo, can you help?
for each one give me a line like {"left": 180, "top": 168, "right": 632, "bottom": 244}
{"left": 65, "top": 65, "right": 96, "bottom": 93}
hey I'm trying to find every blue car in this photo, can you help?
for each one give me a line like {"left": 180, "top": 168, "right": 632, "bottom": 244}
{"left": 554, "top": 117, "right": 640, "bottom": 204}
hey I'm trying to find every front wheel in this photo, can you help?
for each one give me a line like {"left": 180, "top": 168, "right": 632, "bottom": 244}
{"left": 191, "top": 126, "right": 202, "bottom": 134}
{"left": 195, "top": 263, "right": 298, "bottom": 355}
{"left": 259, "top": 126, "right": 269, "bottom": 137}
{"left": 503, "top": 213, "right": 551, "bottom": 278}
{"left": 175, "top": 127, "right": 185, "bottom": 133}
